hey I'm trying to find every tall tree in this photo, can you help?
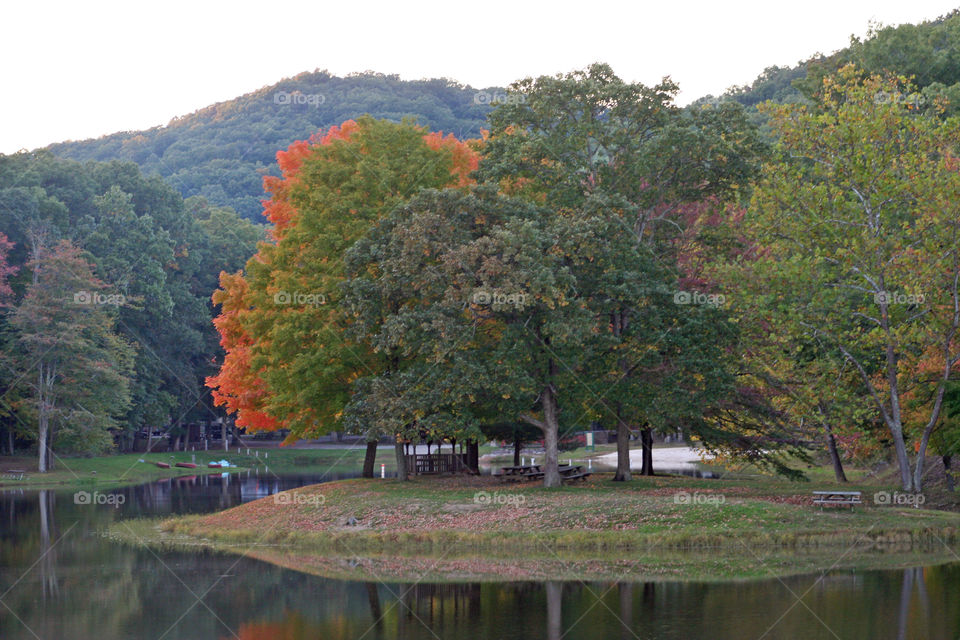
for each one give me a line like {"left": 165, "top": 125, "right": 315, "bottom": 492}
{"left": 5, "top": 240, "right": 133, "bottom": 471}
{"left": 744, "top": 66, "right": 960, "bottom": 491}
{"left": 207, "top": 118, "right": 479, "bottom": 469}
{"left": 344, "top": 187, "right": 669, "bottom": 486}
{"left": 481, "top": 63, "right": 765, "bottom": 479}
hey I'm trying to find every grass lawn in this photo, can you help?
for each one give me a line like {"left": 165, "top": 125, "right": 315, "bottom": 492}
{"left": 110, "top": 473, "right": 957, "bottom": 557}
{"left": 108, "top": 472, "right": 960, "bottom": 582}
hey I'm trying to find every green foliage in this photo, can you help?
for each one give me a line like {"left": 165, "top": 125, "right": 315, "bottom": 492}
{"left": 4, "top": 241, "right": 135, "bottom": 463}
{"left": 0, "top": 151, "right": 261, "bottom": 456}
{"left": 740, "top": 68, "right": 960, "bottom": 490}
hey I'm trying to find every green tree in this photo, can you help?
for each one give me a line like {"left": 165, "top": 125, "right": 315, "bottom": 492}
{"left": 208, "top": 118, "right": 478, "bottom": 477}
{"left": 481, "top": 63, "right": 765, "bottom": 479}
{"left": 744, "top": 67, "right": 960, "bottom": 491}
{"left": 5, "top": 240, "right": 134, "bottom": 471}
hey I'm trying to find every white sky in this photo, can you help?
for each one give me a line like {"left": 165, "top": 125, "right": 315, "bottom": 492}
{"left": 1, "top": 0, "right": 958, "bottom": 153}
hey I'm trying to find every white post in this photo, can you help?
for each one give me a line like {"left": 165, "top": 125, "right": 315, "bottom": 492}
{"left": 381, "top": 463, "right": 386, "bottom": 479}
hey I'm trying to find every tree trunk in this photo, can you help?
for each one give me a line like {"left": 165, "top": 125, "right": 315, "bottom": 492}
{"left": 613, "top": 413, "right": 631, "bottom": 482}
{"left": 394, "top": 439, "right": 408, "bottom": 481}
{"left": 542, "top": 384, "right": 561, "bottom": 488}
{"left": 824, "top": 423, "right": 848, "bottom": 483}
{"left": 610, "top": 310, "right": 632, "bottom": 483}
{"left": 467, "top": 441, "right": 479, "bottom": 473}
{"left": 513, "top": 437, "right": 522, "bottom": 467}
{"left": 221, "top": 420, "right": 228, "bottom": 451}
{"left": 892, "top": 427, "right": 913, "bottom": 491}
{"left": 944, "top": 455, "right": 955, "bottom": 493}
{"left": 37, "top": 365, "right": 49, "bottom": 473}
{"left": 640, "top": 427, "right": 654, "bottom": 476}
{"left": 362, "top": 440, "right": 378, "bottom": 478}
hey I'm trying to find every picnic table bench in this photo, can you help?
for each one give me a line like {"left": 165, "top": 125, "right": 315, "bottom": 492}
{"left": 560, "top": 465, "right": 591, "bottom": 483}
{"left": 512, "top": 464, "right": 592, "bottom": 483}
{"left": 499, "top": 465, "right": 541, "bottom": 481}
{"left": 523, "top": 464, "right": 577, "bottom": 481}
{"left": 813, "top": 490, "right": 862, "bottom": 510}
{"left": 5, "top": 469, "right": 26, "bottom": 480}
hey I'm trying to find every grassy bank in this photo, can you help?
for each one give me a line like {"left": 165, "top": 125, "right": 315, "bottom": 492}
{"left": 108, "top": 474, "right": 960, "bottom": 581}
{"left": 0, "top": 446, "right": 381, "bottom": 490}
{"left": 107, "top": 516, "right": 960, "bottom": 583}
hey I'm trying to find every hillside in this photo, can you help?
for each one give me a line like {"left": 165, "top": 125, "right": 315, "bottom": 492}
{"left": 718, "top": 9, "right": 960, "bottom": 109}
{"left": 46, "top": 9, "right": 960, "bottom": 222}
{"left": 48, "top": 70, "right": 494, "bottom": 219}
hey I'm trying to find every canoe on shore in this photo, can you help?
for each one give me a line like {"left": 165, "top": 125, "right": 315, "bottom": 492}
{"left": 155, "top": 462, "right": 171, "bottom": 469}
{"left": 208, "top": 462, "right": 222, "bottom": 468}
{"left": 174, "top": 462, "right": 197, "bottom": 469}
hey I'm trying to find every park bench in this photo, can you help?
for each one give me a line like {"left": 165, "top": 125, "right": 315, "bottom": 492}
{"left": 5, "top": 469, "right": 26, "bottom": 480}
{"left": 813, "top": 490, "right": 862, "bottom": 510}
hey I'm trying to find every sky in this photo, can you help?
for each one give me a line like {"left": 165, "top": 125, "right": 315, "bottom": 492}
{"left": 1, "top": 0, "right": 958, "bottom": 153}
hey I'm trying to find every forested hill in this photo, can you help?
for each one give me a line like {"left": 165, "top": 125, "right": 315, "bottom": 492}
{"left": 48, "top": 71, "right": 495, "bottom": 219}
{"left": 46, "top": 9, "right": 960, "bottom": 221}
{"left": 717, "top": 9, "right": 960, "bottom": 110}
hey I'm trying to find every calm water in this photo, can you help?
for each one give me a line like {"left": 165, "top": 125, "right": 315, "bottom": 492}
{"left": 1, "top": 473, "right": 958, "bottom": 639}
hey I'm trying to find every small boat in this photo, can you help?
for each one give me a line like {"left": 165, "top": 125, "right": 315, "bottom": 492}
{"left": 208, "top": 462, "right": 222, "bottom": 468}
{"left": 155, "top": 462, "right": 171, "bottom": 469}
{"left": 174, "top": 462, "right": 197, "bottom": 469}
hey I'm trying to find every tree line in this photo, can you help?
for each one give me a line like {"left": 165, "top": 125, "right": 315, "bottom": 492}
{"left": 206, "top": 63, "right": 960, "bottom": 490}
{"left": 0, "top": 153, "right": 262, "bottom": 470}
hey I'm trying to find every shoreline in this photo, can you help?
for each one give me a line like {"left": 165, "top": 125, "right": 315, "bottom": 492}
{"left": 106, "top": 518, "right": 960, "bottom": 583}
{"left": 106, "top": 475, "right": 960, "bottom": 582}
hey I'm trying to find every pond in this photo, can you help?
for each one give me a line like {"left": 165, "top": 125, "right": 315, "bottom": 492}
{"left": 1, "top": 473, "right": 957, "bottom": 639}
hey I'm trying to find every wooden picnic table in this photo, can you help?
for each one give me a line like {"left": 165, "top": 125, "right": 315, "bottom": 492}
{"left": 498, "top": 465, "right": 541, "bottom": 481}
{"left": 500, "top": 464, "right": 541, "bottom": 475}
{"left": 812, "top": 490, "right": 862, "bottom": 510}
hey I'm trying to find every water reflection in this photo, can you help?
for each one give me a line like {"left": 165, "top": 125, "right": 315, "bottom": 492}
{"left": 0, "top": 477, "right": 957, "bottom": 639}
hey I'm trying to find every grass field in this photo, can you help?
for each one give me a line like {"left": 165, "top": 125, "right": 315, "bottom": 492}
{"left": 160, "top": 474, "right": 960, "bottom": 548}
{"left": 109, "top": 473, "right": 960, "bottom": 582}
